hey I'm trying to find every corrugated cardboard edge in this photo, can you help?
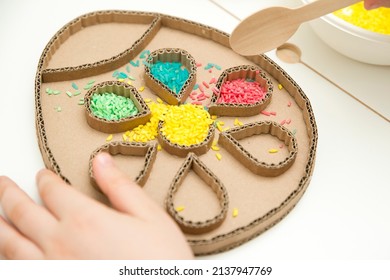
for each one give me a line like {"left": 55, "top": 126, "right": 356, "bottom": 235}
{"left": 144, "top": 48, "right": 197, "bottom": 105}
{"left": 208, "top": 65, "right": 273, "bottom": 116}
{"left": 34, "top": 10, "right": 318, "bottom": 256}
{"left": 157, "top": 121, "right": 215, "bottom": 157}
{"left": 89, "top": 141, "right": 157, "bottom": 189}
{"left": 166, "top": 153, "right": 229, "bottom": 234}
{"left": 218, "top": 121, "right": 298, "bottom": 177}
{"left": 41, "top": 11, "right": 161, "bottom": 83}
{"left": 84, "top": 81, "right": 151, "bottom": 133}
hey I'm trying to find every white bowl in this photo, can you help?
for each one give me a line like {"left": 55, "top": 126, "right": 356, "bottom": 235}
{"left": 302, "top": 0, "right": 390, "bottom": 65}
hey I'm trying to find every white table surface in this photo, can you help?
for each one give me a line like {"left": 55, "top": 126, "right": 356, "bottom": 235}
{"left": 0, "top": 0, "right": 389, "bottom": 260}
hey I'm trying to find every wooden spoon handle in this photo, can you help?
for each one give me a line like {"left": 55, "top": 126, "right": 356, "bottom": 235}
{"left": 294, "top": 0, "right": 360, "bottom": 23}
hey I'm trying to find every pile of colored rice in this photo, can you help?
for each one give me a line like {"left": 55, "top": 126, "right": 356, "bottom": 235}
{"left": 333, "top": 2, "right": 390, "bottom": 35}
{"left": 160, "top": 103, "right": 213, "bottom": 146}
{"left": 90, "top": 92, "right": 138, "bottom": 120}
{"left": 217, "top": 79, "right": 267, "bottom": 104}
{"left": 125, "top": 102, "right": 212, "bottom": 146}
{"left": 150, "top": 61, "right": 189, "bottom": 94}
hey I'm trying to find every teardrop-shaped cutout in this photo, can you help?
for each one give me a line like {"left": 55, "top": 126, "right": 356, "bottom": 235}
{"left": 89, "top": 141, "right": 157, "bottom": 190}
{"left": 144, "top": 48, "right": 197, "bottom": 105}
{"left": 84, "top": 81, "right": 151, "bottom": 133}
{"left": 156, "top": 103, "right": 215, "bottom": 157}
{"left": 208, "top": 65, "right": 273, "bottom": 117}
{"left": 157, "top": 120, "right": 215, "bottom": 157}
{"left": 166, "top": 153, "right": 229, "bottom": 234}
{"left": 218, "top": 121, "right": 298, "bottom": 176}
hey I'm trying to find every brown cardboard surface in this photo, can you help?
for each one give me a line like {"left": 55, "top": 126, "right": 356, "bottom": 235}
{"left": 35, "top": 11, "right": 318, "bottom": 255}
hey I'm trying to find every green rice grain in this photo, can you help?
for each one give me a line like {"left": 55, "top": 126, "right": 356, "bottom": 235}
{"left": 90, "top": 92, "right": 139, "bottom": 120}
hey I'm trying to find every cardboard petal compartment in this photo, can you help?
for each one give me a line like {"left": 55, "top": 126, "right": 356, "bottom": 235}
{"left": 84, "top": 81, "right": 151, "bottom": 133}
{"left": 208, "top": 65, "right": 273, "bottom": 117}
{"left": 144, "top": 48, "right": 196, "bottom": 105}
{"left": 218, "top": 121, "right": 298, "bottom": 177}
{"left": 157, "top": 120, "right": 215, "bottom": 157}
{"left": 166, "top": 153, "right": 229, "bottom": 234}
{"left": 89, "top": 141, "right": 157, "bottom": 188}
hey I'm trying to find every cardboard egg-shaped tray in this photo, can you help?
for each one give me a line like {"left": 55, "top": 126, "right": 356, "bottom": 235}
{"left": 35, "top": 11, "right": 318, "bottom": 256}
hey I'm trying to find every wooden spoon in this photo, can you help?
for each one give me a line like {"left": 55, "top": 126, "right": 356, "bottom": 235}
{"left": 230, "top": 0, "right": 360, "bottom": 55}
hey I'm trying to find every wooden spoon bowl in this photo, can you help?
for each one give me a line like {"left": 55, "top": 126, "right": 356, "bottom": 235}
{"left": 230, "top": 0, "right": 360, "bottom": 55}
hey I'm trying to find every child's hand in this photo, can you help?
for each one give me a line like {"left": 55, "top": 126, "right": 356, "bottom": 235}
{"left": 0, "top": 153, "right": 193, "bottom": 259}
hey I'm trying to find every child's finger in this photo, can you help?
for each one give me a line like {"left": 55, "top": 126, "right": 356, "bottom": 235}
{"left": 365, "top": 0, "right": 390, "bottom": 9}
{"left": 0, "top": 176, "right": 57, "bottom": 248}
{"left": 92, "top": 153, "right": 162, "bottom": 220}
{"left": 0, "top": 215, "right": 45, "bottom": 260}
{"left": 36, "top": 169, "right": 102, "bottom": 220}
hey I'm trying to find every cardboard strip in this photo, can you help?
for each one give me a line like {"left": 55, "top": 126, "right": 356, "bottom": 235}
{"left": 157, "top": 121, "right": 215, "bottom": 157}
{"left": 208, "top": 65, "right": 273, "bottom": 117}
{"left": 218, "top": 121, "right": 298, "bottom": 177}
{"left": 84, "top": 81, "right": 151, "bottom": 133}
{"left": 144, "top": 48, "right": 197, "bottom": 105}
{"left": 166, "top": 153, "right": 229, "bottom": 234}
{"left": 89, "top": 141, "right": 157, "bottom": 188}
